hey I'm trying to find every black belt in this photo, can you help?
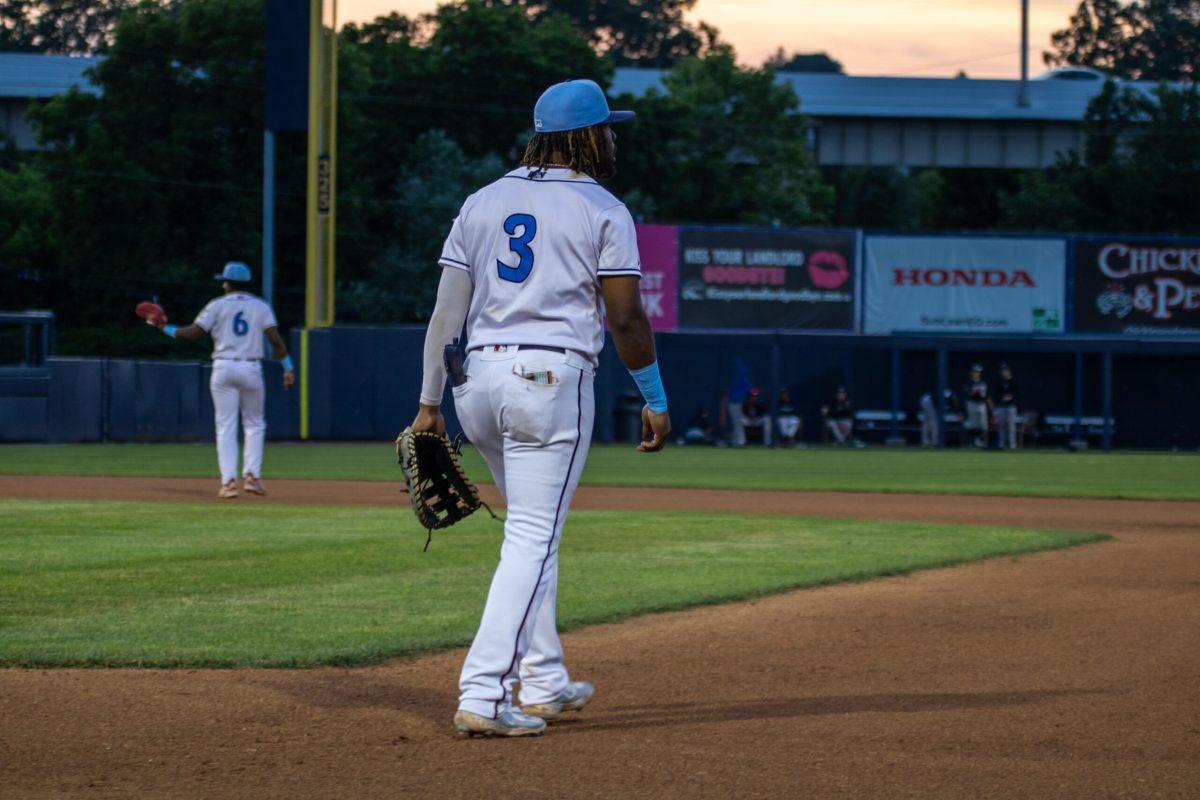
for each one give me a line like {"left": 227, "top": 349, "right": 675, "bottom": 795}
{"left": 213, "top": 357, "right": 258, "bottom": 361}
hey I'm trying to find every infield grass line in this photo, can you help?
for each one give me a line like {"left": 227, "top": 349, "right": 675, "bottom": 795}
{"left": 2, "top": 443, "right": 1199, "bottom": 501}
{"left": 0, "top": 499, "right": 1105, "bottom": 668}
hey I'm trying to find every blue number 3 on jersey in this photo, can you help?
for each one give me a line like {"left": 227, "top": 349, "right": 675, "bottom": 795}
{"left": 497, "top": 213, "right": 536, "bottom": 283}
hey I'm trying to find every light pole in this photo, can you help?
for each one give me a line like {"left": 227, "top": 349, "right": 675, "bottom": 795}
{"left": 1018, "top": 0, "right": 1031, "bottom": 108}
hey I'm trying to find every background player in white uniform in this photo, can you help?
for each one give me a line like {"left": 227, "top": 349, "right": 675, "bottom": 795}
{"left": 411, "top": 79, "right": 671, "bottom": 737}
{"left": 149, "top": 262, "right": 295, "bottom": 497}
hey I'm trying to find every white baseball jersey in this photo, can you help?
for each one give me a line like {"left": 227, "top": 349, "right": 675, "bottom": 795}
{"left": 438, "top": 166, "right": 641, "bottom": 360}
{"left": 193, "top": 292, "right": 278, "bottom": 360}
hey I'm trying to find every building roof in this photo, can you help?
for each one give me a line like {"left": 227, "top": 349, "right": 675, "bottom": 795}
{"left": 610, "top": 67, "right": 1172, "bottom": 123}
{"left": 0, "top": 53, "right": 101, "bottom": 98}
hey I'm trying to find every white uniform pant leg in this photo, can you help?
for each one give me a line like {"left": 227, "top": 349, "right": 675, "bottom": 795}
{"left": 517, "top": 560, "right": 566, "bottom": 705}
{"left": 922, "top": 415, "right": 940, "bottom": 446}
{"left": 967, "top": 401, "right": 987, "bottom": 433}
{"left": 454, "top": 357, "right": 507, "bottom": 500}
{"left": 519, "top": 373, "right": 595, "bottom": 705}
{"left": 828, "top": 418, "right": 850, "bottom": 444}
{"left": 996, "top": 406, "right": 1018, "bottom": 449}
{"left": 730, "top": 405, "right": 745, "bottom": 446}
{"left": 921, "top": 399, "right": 939, "bottom": 446}
{"left": 457, "top": 352, "right": 594, "bottom": 718}
{"left": 238, "top": 362, "right": 267, "bottom": 477}
{"left": 210, "top": 362, "right": 240, "bottom": 484}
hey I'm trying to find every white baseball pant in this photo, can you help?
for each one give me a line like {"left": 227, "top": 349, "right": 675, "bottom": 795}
{"left": 777, "top": 415, "right": 801, "bottom": 441}
{"left": 964, "top": 402, "right": 984, "bottom": 441}
{"left": 920, "top": 396, "right": 940, "bottom": 446}
{"left": 827, "top": 418, "right": 852, "bottom": 444}
{"left": 995, "top": 405, "right": 1019, "bottom": 449}
{"left": 729, "top": 403, "right": 746, "bottom": 446}
{"left": 452, "top": 346, "right": 594, "bottom": 718}
{"left": 210, "top": 359, "right": 266, "bottom": 483}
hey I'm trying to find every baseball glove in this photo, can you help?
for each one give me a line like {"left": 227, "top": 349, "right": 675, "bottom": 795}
{"left": 135, "top": 301, "right": 168, "bottom": 327}
{"left": 396, "top": 428, "right": 497, "bottom": 550}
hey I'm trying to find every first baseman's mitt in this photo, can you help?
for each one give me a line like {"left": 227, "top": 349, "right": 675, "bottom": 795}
{"left": 135, "top": 301, "right": 168, "bottom": 327}
{"left": 396, "top": 428, "right": 498, "bottom": 550}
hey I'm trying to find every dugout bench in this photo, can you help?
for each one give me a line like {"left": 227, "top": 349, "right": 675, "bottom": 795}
{"left": 1040, "top": 414, "right": 1116, "bottom": 449}
{"left": 854, "top": 409, "right": 966, "bottom": 446}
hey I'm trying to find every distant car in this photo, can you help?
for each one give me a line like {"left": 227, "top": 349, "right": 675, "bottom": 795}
{"left": 1034, "top": 67, "right": 1108, "bottom": 82}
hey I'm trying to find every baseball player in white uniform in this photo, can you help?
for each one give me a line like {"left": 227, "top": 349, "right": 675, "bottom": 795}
{"left": 411, "top": 79, "right": 671, "bottom": 737}
{"left": 149, "top": 262, "right": 295, "bottom": 497}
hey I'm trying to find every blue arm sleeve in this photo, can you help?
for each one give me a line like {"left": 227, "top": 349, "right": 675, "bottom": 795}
{"left": 629, "top": 361, "right": 668, "bottom": 414}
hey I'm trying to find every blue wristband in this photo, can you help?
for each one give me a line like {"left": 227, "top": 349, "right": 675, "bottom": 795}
{"left": 162, "top": 324, "right": 178, "bottom": 338}
{"left": 280, "top": 355, "right": 295, "bottom": 372}
{"left": 629, "top": 361, "right": 668, "bottom": 413}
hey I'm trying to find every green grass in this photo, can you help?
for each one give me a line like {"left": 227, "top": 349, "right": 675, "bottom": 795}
{"left": 0, "top": 499, "right": 1102, "bottom": 668}
{"left": 2, "top": 443, "right": 1200, "bottom": 500}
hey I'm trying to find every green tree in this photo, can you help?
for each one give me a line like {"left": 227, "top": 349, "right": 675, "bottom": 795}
{"left": 612, "top": 49, "right": 832, "bottom": 226}
{"left": 28, "top": 0, "right": 273, "bottom": 342}
{"left": 1046, "top": 0, "right": 1200, "bottom": 81}
{"left": 0, "top": 164, "right": 57, "bottom": 308}
{"left": 1001, "top": 81, "right": 1200, "bottom": 233}
{"left": 924, "top": 169, "right": 1020, "bottom": 231}
{"left": 766, "top": 48, "right": 844, "bottom": 74}
{"left": 826, "top": 167, "right": 941, "bottom": 230}
{"left": 0, "top": 0, "right": 132, "bottom": 54}
{"left": 336, "top": 0, "right": 611, "bottom": 306}
{"left": 494, "top": 0, "right": 720, "bottom": 66}
{"left": 418, "top": 0, "right": 611, "bottom": 157}
{"left": 341, "top": 131, "right": 504, "bottom": 322}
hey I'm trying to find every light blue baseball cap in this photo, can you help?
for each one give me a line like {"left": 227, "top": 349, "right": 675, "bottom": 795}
{"left": 533, "top": 79, "right": 635, "bottom": 134}
{"left": 214, "top": 261, "right": 252, "bottom": 282}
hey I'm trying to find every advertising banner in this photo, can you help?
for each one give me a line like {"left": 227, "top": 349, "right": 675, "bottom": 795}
{"left": 863, "top": 236, "right": 1066, "bottom": 334}
{"left": 1072, "top": 237, "right": 1200, "bottom": 335}
{"left": 677, "top": 227, "right": 856, "bottom": 330}
{"left": 634, "top": 223, "right": 679, "bottom": 332}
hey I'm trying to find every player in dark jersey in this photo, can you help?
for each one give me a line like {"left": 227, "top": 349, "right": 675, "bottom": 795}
{"left": 963, "top": 363, "right": 990, "bottom": 449}
{"left": 994, "top": 362, "right": 1020, "bottom": 450}
{"left": 776, "top": 390, "right": 802, "bottom": 447}
{"left": 823, "top": 386, "right": 855, "bottom": 446}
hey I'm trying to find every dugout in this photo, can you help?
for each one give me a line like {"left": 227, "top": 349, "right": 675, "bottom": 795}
{"left": 595, "top": 330, "right": 1200, "bottom": 451}
{"left": 287, "top": 326, "right": 1200, "bottom": 451}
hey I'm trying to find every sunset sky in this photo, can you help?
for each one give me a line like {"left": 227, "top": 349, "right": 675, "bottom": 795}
{"left": 339, "top": 0, "right": 1085, "bottom": 79}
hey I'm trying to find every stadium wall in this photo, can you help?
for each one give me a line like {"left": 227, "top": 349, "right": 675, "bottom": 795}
{"left": 7, "top": 328, "right": 1195, "bottom": 448}
{"left": 0, "top": 357, "right": 297, "bottom": 443}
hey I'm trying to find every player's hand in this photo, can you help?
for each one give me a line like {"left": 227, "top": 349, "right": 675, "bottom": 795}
{"left": 638, "top": 405, "right": 670, "bottom": 452}
{"left": 411, "top": 404, "right": 445, "bottom": 436}
{"left": 282, "top": 370, "right": 295, "bottom": 391}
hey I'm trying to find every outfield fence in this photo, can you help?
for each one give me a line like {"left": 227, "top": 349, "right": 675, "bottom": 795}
{"left": 4, "top": 326, "right": 1198, "bottom": 449}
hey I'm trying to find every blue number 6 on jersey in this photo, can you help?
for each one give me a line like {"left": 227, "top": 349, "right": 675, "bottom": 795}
{"left": 232, "top": 311, "right": 249, "bottom": 336}
{"left": 497, "top": 213, "right": 536, "bottom": 283}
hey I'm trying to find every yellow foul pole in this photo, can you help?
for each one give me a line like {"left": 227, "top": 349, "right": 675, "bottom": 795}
{"left": 302, "top": 0, "right": 337, "bottom": 439}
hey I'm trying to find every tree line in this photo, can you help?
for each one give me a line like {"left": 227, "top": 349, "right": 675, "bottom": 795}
{"left": 1, "top": 0, "right": 1198, "bottom": 356}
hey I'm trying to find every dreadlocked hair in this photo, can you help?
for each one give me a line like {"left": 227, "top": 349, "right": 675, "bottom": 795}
{"left": 522, "top": 124, "right": 615, "bottom": 179}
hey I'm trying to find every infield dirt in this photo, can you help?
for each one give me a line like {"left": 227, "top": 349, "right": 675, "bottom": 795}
{"left": 1, "top": 477, "right": 1197, "bottom": 799}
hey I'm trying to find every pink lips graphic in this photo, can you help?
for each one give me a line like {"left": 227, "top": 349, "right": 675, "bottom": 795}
{"left": 808, "top": 250, "right": 850, "bottom": 289}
